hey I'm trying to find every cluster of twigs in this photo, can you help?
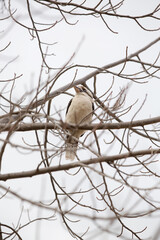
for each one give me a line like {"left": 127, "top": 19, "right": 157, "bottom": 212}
{"left": 0, "top": 1, "right": 160, "bottom": 240}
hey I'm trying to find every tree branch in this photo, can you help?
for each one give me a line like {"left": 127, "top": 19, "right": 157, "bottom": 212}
{"left": 28, "top": 36, "right": 160, "bottom": 109}
{"left": 0, "top": 147, "right": 159, "bottom": 181}
{"left": 0, "top": 115, "right": 160, "bottom": 132}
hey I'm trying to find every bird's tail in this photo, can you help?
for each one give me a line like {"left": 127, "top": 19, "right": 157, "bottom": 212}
{"left": 65, "top": 136, "right": 78, "bottom": 160}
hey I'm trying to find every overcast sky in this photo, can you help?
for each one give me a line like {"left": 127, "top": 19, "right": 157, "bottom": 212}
{"left": 1, "top": 1, "right": 160, "bottom": 239}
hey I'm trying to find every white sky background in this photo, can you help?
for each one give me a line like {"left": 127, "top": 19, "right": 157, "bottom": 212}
{"left": 0, "top": 0, "right": 160, "bottom": 239}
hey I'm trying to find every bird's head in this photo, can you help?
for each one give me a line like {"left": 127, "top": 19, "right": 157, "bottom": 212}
{"left": 74, "top": 85, "right": 93, "bottom": 98}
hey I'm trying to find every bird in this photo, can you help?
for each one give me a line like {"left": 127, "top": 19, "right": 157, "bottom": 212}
{"left": 65, "top": 85, "right": 94, "bottom": 160}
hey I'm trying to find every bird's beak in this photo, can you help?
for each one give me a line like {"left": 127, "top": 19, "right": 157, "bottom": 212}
{"left": 74, "top": 86, "right": 81, "bottom": 93}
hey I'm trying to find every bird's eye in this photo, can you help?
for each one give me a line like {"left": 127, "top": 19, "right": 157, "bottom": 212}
{"left": 82, "top": 87, "right": 86, "bottom": 92}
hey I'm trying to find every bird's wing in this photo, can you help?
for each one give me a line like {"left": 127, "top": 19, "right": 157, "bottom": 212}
{"left": 92, "top": 102, "right": 94, "bottom": 112}
{"left": 66, "top": 98, "right": 73, "bottom": 115}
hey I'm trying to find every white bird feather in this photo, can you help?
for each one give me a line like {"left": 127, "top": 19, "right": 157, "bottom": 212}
{"left": 65, "top": 85, "right": 94, "bottom": 160}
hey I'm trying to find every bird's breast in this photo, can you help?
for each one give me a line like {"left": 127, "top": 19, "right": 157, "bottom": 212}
{"left": 66, "top": 95, "right": 92, "bottom": 125}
